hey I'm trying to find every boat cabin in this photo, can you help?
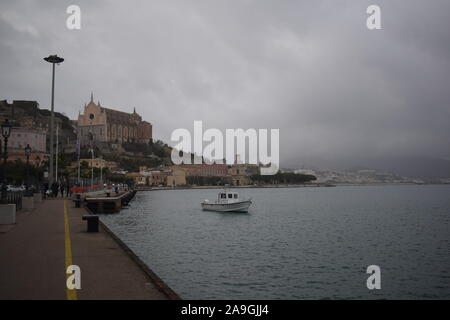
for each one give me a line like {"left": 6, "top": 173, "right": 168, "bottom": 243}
{"left": 218, "top": 192, "right": 239, "bottom": 202}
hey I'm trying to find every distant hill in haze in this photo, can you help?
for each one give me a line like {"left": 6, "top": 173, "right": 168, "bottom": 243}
{"left": 364, "top": 156, "right": 450, "bottom": 180}
{"left": 287, "top": 156, "right": 450, "bottom": 180}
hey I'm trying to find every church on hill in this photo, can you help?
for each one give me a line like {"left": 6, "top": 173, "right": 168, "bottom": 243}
{"left": 77, "top": 93, "right": 152, "bottom": 145}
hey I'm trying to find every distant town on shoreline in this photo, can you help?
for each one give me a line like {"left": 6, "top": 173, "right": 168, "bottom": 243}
{"left": 0, "top": 97, "right": 448, "bottom": 188}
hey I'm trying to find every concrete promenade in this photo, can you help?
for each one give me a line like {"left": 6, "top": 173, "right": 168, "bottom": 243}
{"left": 0, "top": 198, "right": 170, "bottom": 300}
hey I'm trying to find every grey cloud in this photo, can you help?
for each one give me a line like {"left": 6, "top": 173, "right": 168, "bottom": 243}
{"left": 1, "top": 0, "right": 449, "bottom": 174}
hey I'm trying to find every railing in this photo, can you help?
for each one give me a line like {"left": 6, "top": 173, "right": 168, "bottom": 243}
{"left": 70, "top": 184, "right": 129, "bottom": 194}
{"left": 70, "top": 184, "right": 106, "bottom": 194}
{"left": 5, "top": 191, "right": 23, "bottom": 210}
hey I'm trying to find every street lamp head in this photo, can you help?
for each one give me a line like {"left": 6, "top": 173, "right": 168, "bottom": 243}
{"left": 44, "top": 55, "right": 64, "bottom": 64}
{"left": 25, "top": 144, "right": 32, "bottom": 157}
{"left": 1, "top": 119, "right": 12, "bottom": 138}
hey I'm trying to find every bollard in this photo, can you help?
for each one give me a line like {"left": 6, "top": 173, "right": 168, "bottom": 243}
{"left": 75, "top": 194, "right": 81, "bottom": 208}
{"left": 82, "top": 215, "right": 99, "bottom": 232}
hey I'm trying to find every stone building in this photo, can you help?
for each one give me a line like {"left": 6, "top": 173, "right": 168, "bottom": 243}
{"left": 166, "top": 168, "right": 187, "bottom": 186}
{"left": 77, "top": 93, "right": 152, "bottom": 145}
{"left": 127, "top": 173, "right": 146, "bottom": 185}
{"left": 0, "top": 99, "right": 77, "bottom": 152}
{"left": 9, "top": 127, "right": 46, "bottom": 153}
{"left": 6, "top": 126, "right": 47, "bottom": 166}
{"left": 228, "top": 164, "right": 259, "bottom": 186}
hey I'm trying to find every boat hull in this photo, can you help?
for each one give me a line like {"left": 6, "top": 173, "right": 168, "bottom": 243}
{"left": 201, "top": 200, "right": 252, "bottom": 213}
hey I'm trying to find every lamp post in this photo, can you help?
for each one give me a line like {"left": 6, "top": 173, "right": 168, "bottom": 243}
{"left": 55, "top": 124, "right": 59, "bottom": 182}
{"left": 1, "top": 119, "right": 12, "bottom": 203}
{"left": 44, "top": 54, "right": 64, "bottom": 185}
{"left": 99, "top": 155, "right": 103, "bottom": 186}
{"left": 88, "top": 131, "right": 94, "bottom": 188}
{"left": 24, "top": 144, "right": 32, "bottom": 195}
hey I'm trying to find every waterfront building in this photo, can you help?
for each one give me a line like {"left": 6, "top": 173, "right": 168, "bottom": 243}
{"left": 166, "top": 168, "right": 186, "bottom": 186}
{"left": 127, "top": 173, "right": 146, "bottom": 185}
{"left": 138, "top": 169, "right": 164, "bottom": 186}
{"left": 77, "top": 93, "right": 152, "bottom": 145}
{"left": 228, "top": 164, "right": 259, "bottom": 186}
{"left": 170, "top": 164, "right": 229, "bottom": 177}
{"left": 74, "top": 158, "right": 117, "bottom": 170}
{"left": 148, "top": 171, "right": 163, "bottom": 185}
{"left": 200, "top": 164, "right": 228, "bottom": 176}
{"left": 170, "top": 164, "right": 202, "bottom": 176}
{"left": 162, "top": 163, "right": 259, "bottom": 185}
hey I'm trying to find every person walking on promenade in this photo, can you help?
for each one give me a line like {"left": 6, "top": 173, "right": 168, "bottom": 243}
{"left": 51, "top": 181, "right": 59, "bottom": 198}
{"left": 65, "top": 182, "right": 71, "bottom": 197}
{"left": 43, "top": 181, "right": 49, "bottom": 199}
{"left": 59, "top": 182, "right": 65, "bottom": 198}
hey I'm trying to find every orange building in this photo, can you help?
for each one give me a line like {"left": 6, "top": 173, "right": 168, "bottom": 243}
{"left": 6, "top": 152, "right": 48, "bottom": 167}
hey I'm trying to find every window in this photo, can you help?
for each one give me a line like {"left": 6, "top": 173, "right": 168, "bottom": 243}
{"left": 234, "top": 194, "right": 238, "bottom": 199}
{"left": 228, "top": 194, "right": 233, "bottom": 199}
{"left": 220, "top": 194, "right": 226, "bottom": 199}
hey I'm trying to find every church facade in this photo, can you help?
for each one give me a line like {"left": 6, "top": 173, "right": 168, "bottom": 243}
{"left": 77, "top": 93, "right": 152, "bottom": 145}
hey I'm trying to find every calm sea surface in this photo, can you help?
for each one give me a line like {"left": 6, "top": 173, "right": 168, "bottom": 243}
{"left": 100, "top": 185, "right": 450, "bottom": 299}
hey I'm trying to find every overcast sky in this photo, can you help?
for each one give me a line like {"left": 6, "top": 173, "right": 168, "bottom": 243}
{"left": 1, "top": 0, "right": 449, "bottom": 170}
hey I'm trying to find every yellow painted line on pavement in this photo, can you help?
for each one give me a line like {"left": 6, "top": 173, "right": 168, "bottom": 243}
{"left": 64, "top": 200, "right": 78, "bottom": 300}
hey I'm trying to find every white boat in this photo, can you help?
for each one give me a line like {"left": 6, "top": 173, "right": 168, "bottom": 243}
{"left": 201, "top": 190, "right": 252, "bottom": 213}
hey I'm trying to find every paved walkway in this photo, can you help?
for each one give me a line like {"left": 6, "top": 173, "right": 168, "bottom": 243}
{"left": 0, "top": 199, "right": 168, "bottom": 300}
